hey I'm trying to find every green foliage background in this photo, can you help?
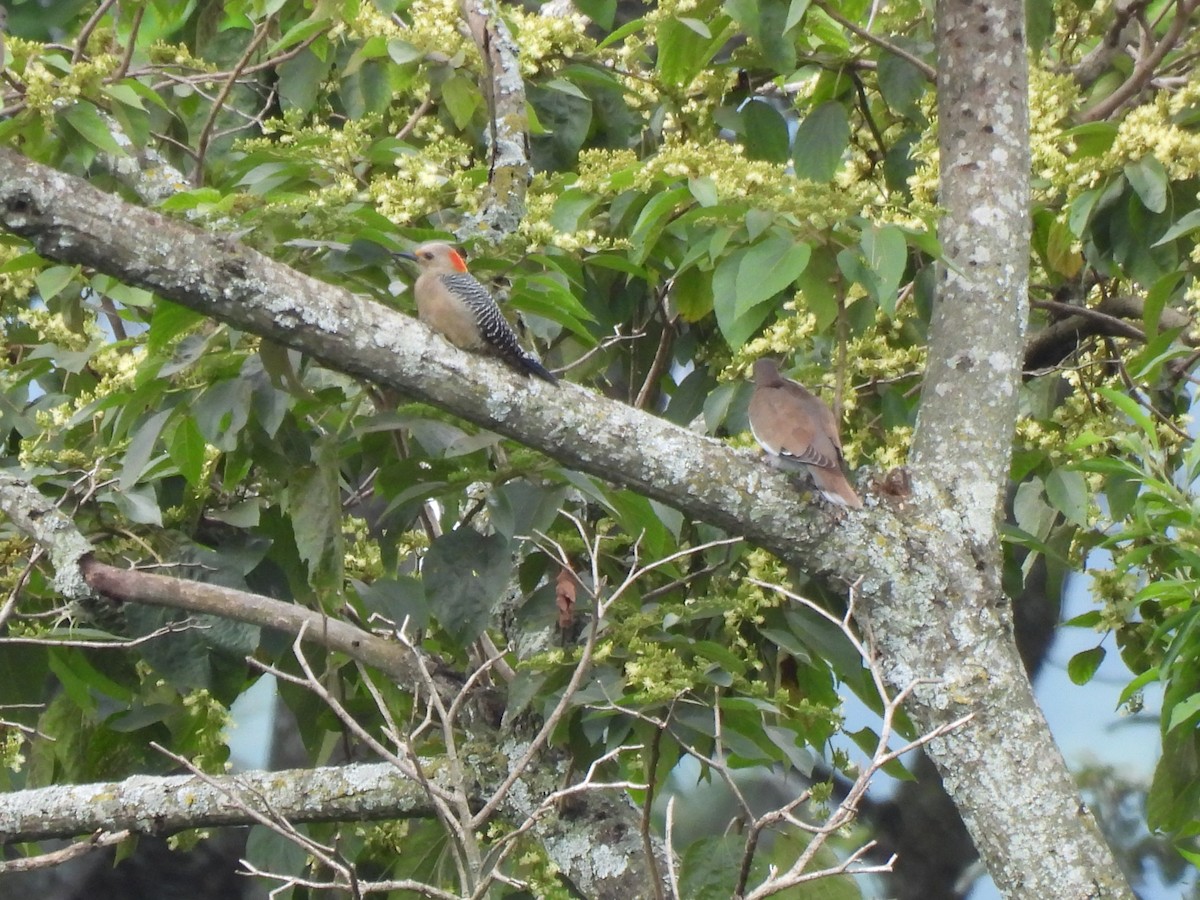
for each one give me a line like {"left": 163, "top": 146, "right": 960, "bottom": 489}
{"left": 2, "top": 0, "right": 1200, "bottom": 893}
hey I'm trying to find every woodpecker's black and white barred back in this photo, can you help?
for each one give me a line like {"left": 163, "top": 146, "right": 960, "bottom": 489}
{"left": 397, "top": 242, "right": 557, "bottom": 384}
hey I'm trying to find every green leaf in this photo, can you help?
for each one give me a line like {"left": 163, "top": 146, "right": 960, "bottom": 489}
{"left": 110, "top": 485, "right": 163, "bottom": 527}
{"left": 387, "top": 39, "right": 423, "bottom": 65}
{"left": 688, "top": 176, "right": 719, "bottom": 208}
{"left": 1152, "top": 208, "right": 1200, "bottom": 246}
{"left": 1118, "top": 667, "right": 1159, "bottom": 707}
{"left": 168, "top": 415, "right": 207, "bottom": 487}
{"left": 1142, "top": 272, "right": 1182, "bottom": 337}
{"left": 278, "top": 46, "right": 334, "bottom": 112}
{"left": 512, "top": 273, "right": 600, "bottom": 346}
{"left": 673, "top": 265, "right": 714, "bottom": 322}
{"left": 785, "top": 0, "right": 811, "bottom": 32}
{"left": 440, "top": 74, "right": 480, "bottom": 129}
{"left": 597, "top": 16, "right": 646, "bottom": 50}
{"left": 878, "top": 50, "right": 927, "bottom": 118}
{"left": 795, "top": 249, "right": 839, "bottom": 330}
{"left": 1124, "top": 156, "right": 1168, "bottom": 214}
{"left": 1026, "top": 0, "right": 1055, "bottom": 53}
{"left": 120, "top": 409, "right": 173, "bottom": 491}
{"left": 860, "top": 224, "right": 907, "bottom": 316}
{"left": 1147, "top": 724, "right": 1200, "bottom": 831}
{"left": 35, "top": 265, "right": 79, "bottom": 303}
{"left": 60, "top": 102, "right": 125, "bottom": 156}
{"left": 1067, "top": 647, "right": 1105, "bottom": 685}
{"left": 1167, "top": 693, "right": 1200, "bottom": 733}
{"left": 1062, "top": 610, "right": 1101, "bottom": 628}
{"left": 268, "top": 15, "right": 332, "bottom": 55}
{"left": 1061, "top": 121, "right": 1119, "bottom": 157}
{"left": 1097, "top": 387, "right": 1158, "bottom": 448}
{"left": 656, "top": 16, "right": 712, "bottom": 86}
{"left": 1044, "top": 217, "right": 1082, "bottom": 279}
{"left": 741, "top": 100, "right": 790, "bottom": 163}
{"left": 793, "top": 101, "right": 850, "bottom": 182}
{"left": 1044, "top": 468, "right": 1089, "bottom": 527}
{"left": 193, "top": 378, "right": 253, "bottom": 451}
{"left": 573, "top": 0, "right": 616, "bottom": 28}
{"left": 713, "top": 240, "right": 810, "bottom": 350}
{"left": 629, "top": 187, "right": 690, "bottom": 262}
{"left": 422, "top": 529, "right": 512, "bottom": 644}
{"left": 285, "top": 442, "right": 344, "bottom": 585}
{"left": 354, "top": 576, "right": 429, "bottom": 630}
{"left": 733, "top": 235, "right": 811, "bottom": 318}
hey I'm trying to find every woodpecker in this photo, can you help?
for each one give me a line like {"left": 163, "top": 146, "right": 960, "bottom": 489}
{"left": 748, "top": 358, "right": 862, "bottom": 509}
{"left": 396, "top": 242, "right": 557, "bottom": 384}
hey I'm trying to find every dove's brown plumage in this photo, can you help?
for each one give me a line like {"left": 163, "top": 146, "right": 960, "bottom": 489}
{"left": 748, "top": 358, "right": 862, "bottom": 509}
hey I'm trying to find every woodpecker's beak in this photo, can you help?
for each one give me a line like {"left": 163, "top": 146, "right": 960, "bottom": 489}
{"left": 393, "top": 250, "right": 418, "bottom": 263}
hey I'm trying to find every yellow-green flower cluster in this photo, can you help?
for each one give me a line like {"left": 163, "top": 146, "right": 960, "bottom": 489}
{"left": 146, "top": 39, "right": 216, "bottom": 71}
{"left": 371, "top": 131, "right": 474, "bottom": 225}
{"left": 870, "top": 426, "right": 912, "bottom": 469}
{"left": 19, "top": 52, "right": 121, "bottom": 117}
{"left": 340, "top": 3, "right": 408, "bottom": 45}
{"left": 575, "top": 137, "right": 866, "bottom": 231}
{"left": 1109, "top": 96, "right": 1200, "bottom": 183}
{"left": 1, "top": 727, "right": 25, "bottom": 774}
{"left": 88, "top": 341, "right": 143, "bottom": 389}
{"left": 518, "top": 188, "right": 629, "bottom": 253}
{"left": 507, "top": 7, "right": 597, "bottom": 78}
{"left": 344, "top": 517, "right": 384, "bottom": 581}
{"left": 1028, "top": 69, "right": 1082, "bottom": 196}
{"left": 726, "top": 313, "right": 820, "bottom": 385}
{"left": 1086, "top": 567, "right": 1139, "bottom": 626}
{"left": 17, "top": 306, "right": 99, "bottom": 351}
{"left": 723, "top": 549, "right": 790, "bottom": 642}
{"left": 400, "top": 0, "right": 472, "bottom": 63}
{"left": 621, "top": 638, "right": 704, "bottom": 702}
{"left": 183, "top": 688, "right": 233, "bottom": 774}
{"left": 0, "top": 256, "right": 37, "bottom": 308}
{"left": 244, "top": 114, "right": 380, "bottom": 174}
{"left": 1185, "top": 276, "right": 1200, "bottom": 321}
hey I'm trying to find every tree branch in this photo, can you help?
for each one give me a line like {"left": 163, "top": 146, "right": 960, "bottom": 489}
{"left": 458, "top": 0, "right": 530, "bottom": 238}
{"left": 0, "top": 762, "right": 433, "bottom": 844}
{"left": 0, "top": 469, "right": 430, "bottom": 691}
{"left": 1080, "top": 0, "right": 1200, "bottom": 121}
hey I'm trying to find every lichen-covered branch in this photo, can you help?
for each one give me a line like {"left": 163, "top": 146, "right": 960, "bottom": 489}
{"left": 458, "top": 0, "right": 529, "bottom": 239}
{"left": 0, "top": 762, "right": 431, "bottom": 844}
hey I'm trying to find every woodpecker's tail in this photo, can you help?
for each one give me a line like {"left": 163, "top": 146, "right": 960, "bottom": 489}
{"left": 515, "top": 351, "right": 557, "bottom": 384}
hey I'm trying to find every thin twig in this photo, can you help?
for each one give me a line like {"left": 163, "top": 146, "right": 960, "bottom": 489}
{"left": 114, "top": 4, "right": 146, "bottom": 80}
{"left": 72, "top": 0, "right": 119, "bottom": 63}
{"left": 193, "top": 20, "right": 273, "bottom": 186}
{"left": 1081, "top": 0, "right": 1200, "bottom": 121}
{"left": 0, "top": 830, "right": 131, "bottom": 874}
{"left": 814, "top": 0, "right": 936, "bottom": 81}
{"left": 0, "top": 618, "right": 205, "bottom": 649}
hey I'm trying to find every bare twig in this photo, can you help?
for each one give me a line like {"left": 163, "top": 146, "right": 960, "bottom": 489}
{"left": 0, "top": 829, "right": 131, "bottom": 874}
{"left": 0, "top": 617, "right": 205, "bottom": 649}
{"left": 114, "top": 4, "right": 146, "bottom": 81}
{"left": 1081, "top": 0, "right": 1200, "bottom": 121}
{"left": 397, "top": 95, "right": 435, "bottom": 141}
{"left": 193, "top": 20, "right": 273, "bottom": 186}
{"left": 634, "top": 286, "right": 677, "bottom": 410}
{"left": 71, "top": 0, "right": 119, "bottom": 63}
{"left": 814, "top": 0, "right": 936, "bottom": 81}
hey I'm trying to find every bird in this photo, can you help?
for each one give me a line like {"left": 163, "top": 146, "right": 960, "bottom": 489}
{"left": 748, "top": 358, "right": 863, "bottom": 509}
{"left": 395, "top": 242, "right": 557, "bottom": 384}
